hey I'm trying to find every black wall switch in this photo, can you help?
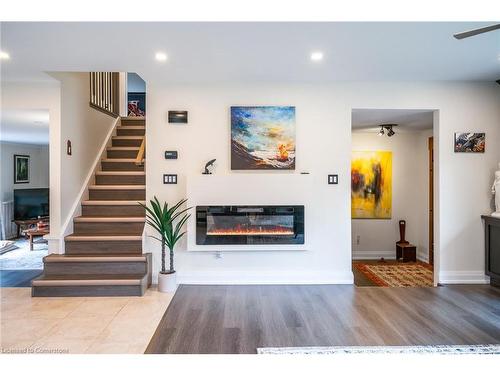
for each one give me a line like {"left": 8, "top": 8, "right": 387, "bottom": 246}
{"left": 328, "top": 174, "right": 338, "bottom": 184}
{"left": 163, "top": 174, "right": 178, "bottom": 184}
{"left": 168, "top": 111, "right": 188, "bottom": 123}
{"left": 165, "top": 151, "right": 178, "bottom": 159}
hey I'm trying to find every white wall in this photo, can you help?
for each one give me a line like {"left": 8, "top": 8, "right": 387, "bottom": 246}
{"left": 351, "top": 130, "right": 432, "bottom": 261}
{"left": 127, "top": 73, "right": 145, "bottom": 93}
{"left": 0, "top": 142, "right": 49, "bottom": 202}
{"left": 50, "top": 72, "right": 118, "bottom": 252}
{"left": 146, "top": 81, "right": 500, "bottom": 285}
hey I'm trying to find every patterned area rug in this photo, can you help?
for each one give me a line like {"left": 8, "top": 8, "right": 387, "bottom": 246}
{"left": 353, "top": 262, "right": 433, "bottom": 287}
{"left": 258, "top": 345, "right": 500, "bottom": 355}
{"left": 0, "top": 239, "right": 47, "bottom": 269}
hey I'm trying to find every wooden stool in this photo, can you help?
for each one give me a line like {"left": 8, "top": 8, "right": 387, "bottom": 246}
{"left": 396, "top": 243, "right": 416, "bottom": 262}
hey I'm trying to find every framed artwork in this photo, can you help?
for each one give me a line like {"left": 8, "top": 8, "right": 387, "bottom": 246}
{"left": 14, "top": 154, "right": 30, "bottom": 184}
{"left": 454, "top": 132, "right": 485, "bottom": 153}
{"left": 231, "top": 106, "right": 295, "bottom": 170}
{"left": 351, "top": 151, "right": 392, "bottom": 219}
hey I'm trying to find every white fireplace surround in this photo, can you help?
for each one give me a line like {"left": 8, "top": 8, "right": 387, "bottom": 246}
{"left": 186, "top": 174, "right": 312, "bottom": 252}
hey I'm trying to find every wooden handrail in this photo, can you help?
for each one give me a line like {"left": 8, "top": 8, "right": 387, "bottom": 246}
{"left": 89, "top": 72, "right": 119, "bottom": 118}
{"left": 135, "top": 137, "right": 146, "bottom": 166}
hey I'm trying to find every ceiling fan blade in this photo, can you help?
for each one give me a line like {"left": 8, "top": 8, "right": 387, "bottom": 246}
{"left": 453, "top": 23, "right": 500, "bottom": 39}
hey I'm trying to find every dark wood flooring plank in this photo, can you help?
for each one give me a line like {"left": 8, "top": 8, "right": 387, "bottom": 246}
{"left": 145, "top": 284, "right": 500, "bottom": 354}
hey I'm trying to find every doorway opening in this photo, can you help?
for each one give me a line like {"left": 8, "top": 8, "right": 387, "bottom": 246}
{"left": 0, "top": 109, "right": 50, "bottom": 285}
{"left": 350, "top": 109, "right": 435, "bottom": 287}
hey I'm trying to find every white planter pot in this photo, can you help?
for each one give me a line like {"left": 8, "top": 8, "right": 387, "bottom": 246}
{"left": 158, "top": 272, "right": 177, "bottom": 293}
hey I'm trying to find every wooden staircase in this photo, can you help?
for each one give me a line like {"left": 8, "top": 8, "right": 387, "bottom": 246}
{"left": 32, "top": 117, "right": 151, "bottom": 297}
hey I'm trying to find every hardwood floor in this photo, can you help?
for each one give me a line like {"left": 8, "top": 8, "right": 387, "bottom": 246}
{"left": 145, "top": 284, "right": 500, "bottom": 354}
{"left": 0, "top": 270, "right": 42, "bottom": 287}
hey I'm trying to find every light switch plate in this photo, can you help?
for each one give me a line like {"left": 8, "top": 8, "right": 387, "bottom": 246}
{"left": 163, "top": 174, "right": 178, "bottom": 184}
{"left": 328, "top": 174, "right": 338, "bottom": 184}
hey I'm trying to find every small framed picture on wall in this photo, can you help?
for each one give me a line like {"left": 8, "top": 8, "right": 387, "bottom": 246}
{"left": 454, "top": 132, "right": 485, "bottom": 153}
{"left": 14, "top": 154, "right": 30, "bottom": 184}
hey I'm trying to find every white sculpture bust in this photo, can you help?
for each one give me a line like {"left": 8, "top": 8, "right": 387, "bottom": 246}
{"left": 492, "top": 162, "right": 500, "bottom": 217}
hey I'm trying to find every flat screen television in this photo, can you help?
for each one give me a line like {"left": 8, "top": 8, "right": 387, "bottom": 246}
{"left": 14, "top": 188, "right": 49, "bottom": 221}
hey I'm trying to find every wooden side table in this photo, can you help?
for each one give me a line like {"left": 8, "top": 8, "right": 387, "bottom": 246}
{"left": 396, "top": 243, "right": 417, "bottom": 262}
{"left": 24, "top": 228, "right": 49, "bottom": 251}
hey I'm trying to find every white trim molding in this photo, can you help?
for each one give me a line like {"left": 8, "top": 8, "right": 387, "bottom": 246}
{"left": 352, "top": 251, "right": 395, "bottom": 260}
{"left": 439, "top": 271, "right": 489, "bottom": 285}
{"left": 176, "top": 270, "right": 354, "bottom": 285}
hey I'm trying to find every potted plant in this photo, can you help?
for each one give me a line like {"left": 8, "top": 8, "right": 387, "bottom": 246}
{"left": 141, "top": 197, "right": 191, "bottom": 293}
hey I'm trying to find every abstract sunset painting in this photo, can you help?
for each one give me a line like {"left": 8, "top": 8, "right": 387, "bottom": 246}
{"left": 351, "top": 151, "right": 392, "bottom": 219}
{"left": 231, "top": 106, "right": 295, "bottom": 170}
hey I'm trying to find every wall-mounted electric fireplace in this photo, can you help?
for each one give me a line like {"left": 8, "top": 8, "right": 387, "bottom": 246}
{"left": 196, "top": 205, "right": 304, "bottom": 245}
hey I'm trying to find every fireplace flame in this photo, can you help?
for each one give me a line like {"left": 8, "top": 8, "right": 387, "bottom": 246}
{"left": 207, "top": 224, "right": 294, "bottom": 236}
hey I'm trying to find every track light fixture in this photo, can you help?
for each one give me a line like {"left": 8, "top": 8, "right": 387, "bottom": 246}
{"left": 378, "top": 124, "right": 397, "bottom": 137}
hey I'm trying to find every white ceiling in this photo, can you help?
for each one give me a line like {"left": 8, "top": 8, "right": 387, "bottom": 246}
{"left": 1, "top": 22, "right": 499, "bottom": 83}
{"left": 0, "top": 109, "right": 50, "bottom": 144}
{"left": 352, "top": 109, "right": 434, "bottom": 133}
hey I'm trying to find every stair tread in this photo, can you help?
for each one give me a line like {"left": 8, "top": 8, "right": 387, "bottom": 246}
{"left": 112, "top": 136, "right": 144, "bottom": 139}
{"left": 121, "top": 116, "right": 145, "bottom": 120}
{"left": 89, "top": 185, "right": 146, "bottom": 190}
{"left": 82, "top": 200, "right": 145, "bottom": 205}
{"left": 102, "top": 158, "right": 141, "bottom": 162}
{"left": 66, "top": 235, "right": 142, "bottom": 241}
{"left": 95, "top": 171, "right": 145, "bottom": 175}
{"left": 107, "top": 147, "right": 140, "bottom": 150}
{"left": 117, "top": 126, "right": 145, "bottom": 129}
{"left": 44, "top": 254, "right": 147, "bottom": 262}
{"left": 32, "top": 273, "right": 146, "bottom": 286}
{"left": 74, "top": 216, "right": 145, "bottom": 222}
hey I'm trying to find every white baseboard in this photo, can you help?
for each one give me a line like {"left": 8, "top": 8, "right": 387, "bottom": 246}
{"left": 439, "top": 271, "right": 490, "bottom": 285}
{"left": 174, "top": 270, "right": 354, "bottom": 285}
{"left": 353, "top": 250, "right": 430, "bottom": 264}
{"left": 352, "top": 250, "right": 395, "bottom": 260}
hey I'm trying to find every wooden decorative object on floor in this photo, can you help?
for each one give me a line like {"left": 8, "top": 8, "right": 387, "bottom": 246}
{"left": 396, "top": 243, "right": 417, "bottom": 262}
{"left": 353, "top": 262, "right": 433, "bottom": 287}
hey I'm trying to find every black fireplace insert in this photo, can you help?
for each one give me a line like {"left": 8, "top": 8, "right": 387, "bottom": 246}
{"left": 196, "top": 205, "right": 304, "bottom": 245}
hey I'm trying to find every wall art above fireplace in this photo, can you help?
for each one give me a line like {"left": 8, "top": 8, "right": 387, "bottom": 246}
{"left": 196, "top": 205, "right": 304, "bottom": 245}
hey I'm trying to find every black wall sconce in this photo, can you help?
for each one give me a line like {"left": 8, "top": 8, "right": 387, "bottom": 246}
{"left": 168, "top": 111, "right": 188, "bottom": 124}
{"left": 67, "top": 140, "right": 72, "bottom": 156}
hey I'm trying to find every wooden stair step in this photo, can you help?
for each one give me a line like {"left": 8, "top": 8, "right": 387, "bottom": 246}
{"left": 107, "top": 147, "right": 141, "bottom": 158}
{"left": 65, "top": 235, "right": 142, "bottom": 241}
{"left": 88, "top": 185, "right": 145, "bottom": 200}
{"left": 32, "top": 274, "right": 146, "bottom": 285}
{"left": 81, "top": 200, "right": 145, "bottom": 217}
{"left": 101, "top": 158, "right": 144, "bottom": 171}
{"left": 31, "top": 273, "right": 149, "bottom": 296}
{"left": 120, "top": 117, "right": 145, "bottom": 127}
{"left": 116, "top": 126, "right": 145, "bottom": 136}
{"left": 41, "top": 253, "right": 152, "bottom": 277}
{"left": 44, "top": 254, "right": 148, "bottom": 262}
{"left": 95, "top": 171, "right": 145, "bottom": 175}
{"left": 74, "top": 216, "right": 145, "bottom": 223}
{"left": 112, "top": 136, "right": 144, "bottom": 147}
{"left": 89, "top": 185, "right": 145, "bottom": 190}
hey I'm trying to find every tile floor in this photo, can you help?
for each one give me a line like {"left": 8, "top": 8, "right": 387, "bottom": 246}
{"left": 0, "top": 287, "right": 173, "bottom": 354}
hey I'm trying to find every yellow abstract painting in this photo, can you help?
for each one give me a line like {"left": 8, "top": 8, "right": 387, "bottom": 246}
{"left": 351, "top": 151, "right": 392, "bottom": 219}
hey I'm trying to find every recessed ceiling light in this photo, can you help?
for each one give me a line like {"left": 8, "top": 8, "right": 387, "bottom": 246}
{"left": 0, "top": 50, "right": 10, "bottom": 60}
{"left": 310, "top": 51, "right": 324, "bottom": 61}
{"left": 155, "top": 52, "right": 168, "bottom": 62}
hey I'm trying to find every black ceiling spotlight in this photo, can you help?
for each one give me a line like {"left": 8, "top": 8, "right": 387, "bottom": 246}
{"left": 379, "top": 124, "right": 397, "bottom": 137}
